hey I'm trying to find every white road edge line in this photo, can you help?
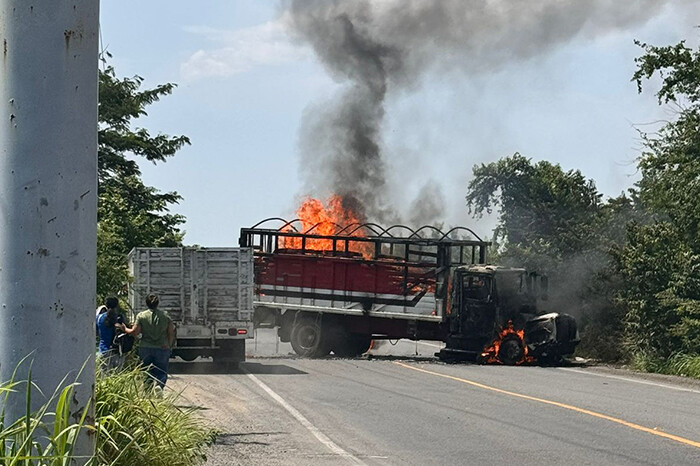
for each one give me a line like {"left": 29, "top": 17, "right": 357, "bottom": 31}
{"left": 558, "top": 367, "right": 700, "bottom": 394}
{"left": 243, "top": 369, "right": 367, "bottom": 465}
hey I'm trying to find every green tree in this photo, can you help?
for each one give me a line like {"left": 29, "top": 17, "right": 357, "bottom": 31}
{"left": 614, "top": 39, "right": 700, "bottom": 358}
{"left": 466, "top": 153, "right": 604, "bottom": 270}
{"left": 614, "top": 222, "right": 700, "bottom": 356}
{"left": 97, "top": 64, "right": 190, "bottom": 303}
{"left": 633, "top": 39, "right": 700, "bottom": 245}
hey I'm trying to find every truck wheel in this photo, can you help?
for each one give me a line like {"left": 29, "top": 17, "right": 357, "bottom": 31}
{"left": 498, "top": 334, "right": 525, "bottom": 365}
{"left": 290, "top": 318, "right": 329, "bottom": 357}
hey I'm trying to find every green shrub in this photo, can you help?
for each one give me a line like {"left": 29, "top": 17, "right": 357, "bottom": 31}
{"left": 94, "top": 363, "right": 216, "bottom": 466}
{"left": 1, "top": 359, "right": 215, "bottom": 465}
{"left": 630, "top": 352, "right": 700, "bottom": 379}
{"left": 0, "top": 362, "right": 90, "bottom": 465}
{"left": 665, "top": 353, "right": 700, "bottom": 379}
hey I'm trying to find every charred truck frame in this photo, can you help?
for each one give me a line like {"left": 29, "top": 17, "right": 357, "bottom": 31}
{"left": 240, "top": 219, "right": 579, "bottom": 364}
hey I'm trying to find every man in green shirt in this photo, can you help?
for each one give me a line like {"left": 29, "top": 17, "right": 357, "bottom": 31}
{"left": 120, "top": 293, "right": 175, "bottom": 388}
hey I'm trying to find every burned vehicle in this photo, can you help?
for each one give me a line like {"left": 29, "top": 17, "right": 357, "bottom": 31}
{"left": 438, "top": 265, "right": 579, "bottom": 364}
{"left": 241, "top": 219, "right": 579, "bottom": 364}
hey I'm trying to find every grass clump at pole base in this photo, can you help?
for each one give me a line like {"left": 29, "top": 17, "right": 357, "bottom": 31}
{"left": 0, "top": 360, "right": 92, "bottom": 465}
{"left": 1, "top": 358, "right": 216, "bottom": 465}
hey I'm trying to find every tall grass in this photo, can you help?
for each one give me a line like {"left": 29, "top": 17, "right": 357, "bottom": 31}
{"left": 0, "top": 361, "right": 91, "bottom": 465}
{"left": 630, "top": 352, "right": 700, "bottom": 379}
{"left": 95, "top": 363, "right": 216, "bottom": 466}
{"left": 1, "top": 359, "right": 216, "bottom": 465}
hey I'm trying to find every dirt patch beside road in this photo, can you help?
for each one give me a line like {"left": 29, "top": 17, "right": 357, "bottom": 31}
{"left": 168, "top": 363, "right": 347, "bottom": 466}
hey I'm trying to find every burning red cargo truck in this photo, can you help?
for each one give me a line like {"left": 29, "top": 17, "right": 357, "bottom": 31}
{"left": 239, "top": 218, "right": 579, "bottom": 364}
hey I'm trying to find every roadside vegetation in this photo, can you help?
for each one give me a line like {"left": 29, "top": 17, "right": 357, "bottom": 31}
{"left": 630, "top": 353, "right": 700, "bottom": 380}
{"left": 97, "top": 53, "right": 188, "bottom": 304}
{"left": 1, "top": 361, "right": 215, "bottom": 465}
{"left": 1, "top": 364, "right": 90, "bottom": 465}
{"left": 467, "top": 36, "right": 700, "bottom": 378}
{"left": 95, "top": 362, "right": 216, "bottom": 466}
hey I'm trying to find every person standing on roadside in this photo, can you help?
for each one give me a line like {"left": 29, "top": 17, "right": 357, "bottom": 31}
{"left": 120, "top": 293, "right": 175, "bottom": 388}
{"left": 96, "top": 296, "right": 125, "bottom": 370}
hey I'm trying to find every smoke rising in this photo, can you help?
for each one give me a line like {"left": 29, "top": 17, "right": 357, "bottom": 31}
{"left": 408, "top": 181, "right": 446, "bottom": 227}
{"left": 286, "top": 0, "right": 670, "bottom": 224}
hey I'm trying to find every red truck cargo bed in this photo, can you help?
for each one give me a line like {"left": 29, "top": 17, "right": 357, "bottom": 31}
{"left": 255, "top": 251, "right": 441, "bottom": 321}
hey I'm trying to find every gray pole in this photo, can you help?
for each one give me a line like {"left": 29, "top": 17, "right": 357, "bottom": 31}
{"left": 0, "top": 0, "right": 99, "bottom": 460}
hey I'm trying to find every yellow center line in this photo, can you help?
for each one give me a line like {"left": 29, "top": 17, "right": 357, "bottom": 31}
{"left": 393, "top": 361, "right": 700, "bottom": 450}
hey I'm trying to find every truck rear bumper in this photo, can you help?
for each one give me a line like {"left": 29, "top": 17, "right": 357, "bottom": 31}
{"left": 176, "top": 322, "right": 254, "bottom": 340}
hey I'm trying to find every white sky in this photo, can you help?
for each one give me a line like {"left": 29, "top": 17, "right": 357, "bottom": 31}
{"left": 100, "top": 1, "right": 700, "bottom": 246}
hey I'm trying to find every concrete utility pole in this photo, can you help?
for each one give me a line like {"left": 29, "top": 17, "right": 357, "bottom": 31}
{"left": 0, "top": 0, "right": 99, "bottom": 460}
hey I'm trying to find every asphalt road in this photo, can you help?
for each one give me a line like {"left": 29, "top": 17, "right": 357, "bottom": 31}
{"left": 169, "top": 330, "right": 700, "bottom": 465}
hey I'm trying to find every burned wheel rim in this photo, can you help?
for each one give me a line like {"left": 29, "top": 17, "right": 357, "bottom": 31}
{"left": 298, "top": 326, "right": 319, "bottom": 349}
{"left": 498, "top": 335, "right": 524, "bottom": 365}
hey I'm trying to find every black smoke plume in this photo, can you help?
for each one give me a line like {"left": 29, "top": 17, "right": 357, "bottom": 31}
{"left": 286, "top": 0, "right": 671, "bottom": 224}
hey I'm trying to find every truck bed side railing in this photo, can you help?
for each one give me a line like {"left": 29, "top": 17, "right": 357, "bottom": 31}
{"left": 239, "top": 219, "right": 490, "bottom": 267}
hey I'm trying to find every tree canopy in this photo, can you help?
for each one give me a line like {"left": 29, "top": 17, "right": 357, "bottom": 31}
{"left": 633, "top": 40, "right": 700, "bottom": 247}
{"left": 466, "top": 153, "right": 604, "bottom": 270}
{"left": 613, "top": 39, "right": 700, "bottom": 357}
{"left": 97, "top": 64, "right": 190, "bottom": 302}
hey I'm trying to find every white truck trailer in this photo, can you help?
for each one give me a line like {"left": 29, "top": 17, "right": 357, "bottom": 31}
{"left": 128, "top": 247, "right": 254, "bottom": 365}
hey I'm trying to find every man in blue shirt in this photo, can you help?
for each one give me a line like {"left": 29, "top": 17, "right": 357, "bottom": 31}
{"left": 96, "top": 297, "right": 127, "bottom": 369}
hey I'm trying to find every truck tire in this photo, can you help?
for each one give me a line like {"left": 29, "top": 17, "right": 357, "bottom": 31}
{"left": 498, "top": 334, "right": 525, "bottom": 365}
{"left": 290, "top": 318, "right": 330, "bottom": 358}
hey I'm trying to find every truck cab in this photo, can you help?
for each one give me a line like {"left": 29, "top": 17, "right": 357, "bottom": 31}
{"left": 440, "top": 265, "right": 578, "bottom": 364}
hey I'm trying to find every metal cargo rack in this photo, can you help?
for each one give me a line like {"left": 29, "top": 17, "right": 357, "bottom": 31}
{"left": 239, "top": 218, "right": 491, "bottom": 266}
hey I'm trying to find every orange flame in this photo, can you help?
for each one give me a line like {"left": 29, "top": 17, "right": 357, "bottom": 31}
{"left": 480, "top": 320, "right": 533, "bottom": 365}
{"left": 281, "top": 195, "right": 372, "bottom": 257}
